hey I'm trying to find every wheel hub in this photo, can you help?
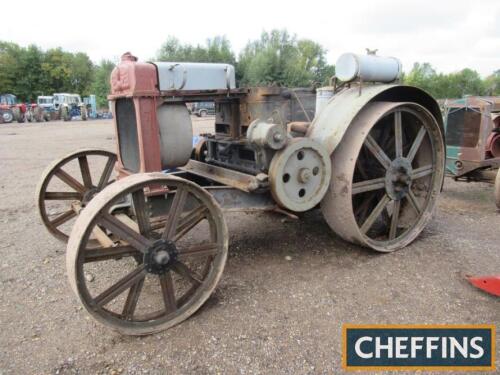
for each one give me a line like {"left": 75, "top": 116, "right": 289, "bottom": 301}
{"left": 144, "top": 239, "right": 177, "bottom": 274}
{"left": 269, "top": 138, "right": 331, "bottom": 212}
{"left": 385, "top": 157, "right": 413, "bottom": 200}
{"left": 82, "top": 187, "right": 99, "bottom": 205}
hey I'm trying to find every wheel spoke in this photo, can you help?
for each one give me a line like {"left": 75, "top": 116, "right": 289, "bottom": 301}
{"left": 394, "top": 111, "right": 403, "bottom": 158}
{"left": 159, "top": 272, "right": 177, "bottom": 314}
{"left": 54, "top": 168, "right": 85, "bottom": 194}
{"left": 177, "top": 243, "right": 219, "bottom": 261}
{"left": 407, "top": 126, "right": 427, "bottom": 162}
{"left": 364, "top": 135, "right": 392, "bottom": 170}
{"left": 171, "top": 261, "right": 203, "bottom": 286}
{"left": 132, "top": 190, "right": 151, "bottom": 235}
{"left": 83, "top": 246, "right": 141, "bottom": 263}
{"left": 355, "top": 161, "right": 369, "bottom": 180}
{"left": 389, "top": 200, "right": 401, "bottom": 240}
{"left": 98, "top": 155, "right": 116, "bottom": 190}
{"left": 412, "top": 164, "right": 434, "bottom": 180}
{"left": 93, "top": 265, "right": 147, "bottom": 307}
{"left": 44, "top": 191, "right": 82, "bottom": 200}
{"left": 163, "top": 187, "right": 188, "bottom": 240}
{"left": 78, "top": 156, "right": 93, "bottom": 188}
{"left": 50, "top": 209, "right": 76, "bottom": 227}
{"left": 97, "top": 213, "right": 152, "bottom": 253}
{"left": 407, "top": 190, "right": 422, "bottom": 215}
{"left": 354, "top": 193, "right": 375, "bottom": 222}
{"left": 174, "top": 205, "right": 208, "bottom": 241}
{"left": 122, "top": 277, "right": 144, "bottom": 320}
{"left": 352, "top": 177, "right": 386, "bottom": 195}
{"left": 360, "top": 194, "right": 391, "bottom": 234}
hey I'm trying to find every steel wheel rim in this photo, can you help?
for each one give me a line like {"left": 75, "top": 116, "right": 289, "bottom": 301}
{"left": 66, "top": 173, "right": 228, "bottom": 335}
{"left": 321, "top": 102, "right": 445, "bottom": 252}
{"left": 36, "top": 148, "right": 117, "bottom": 243}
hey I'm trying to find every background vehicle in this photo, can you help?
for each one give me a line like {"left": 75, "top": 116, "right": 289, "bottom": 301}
{"left": 190, "top": 101, "right": 215, "bottom": 117}
{"left": 443, "top": 96, "right": 500, "bottom": 208}
{"left": 53, "top": 93, "right": 88, "bottom": 121}
{"left": 37, "top": 96, "right": 59, "bottom": 121}
{"left": 0, "top": 93, "right": 26, "bottom": 123}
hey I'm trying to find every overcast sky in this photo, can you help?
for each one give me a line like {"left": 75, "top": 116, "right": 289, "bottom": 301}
{"left": 2, "top": 0, "right": 499, "bottom": 76}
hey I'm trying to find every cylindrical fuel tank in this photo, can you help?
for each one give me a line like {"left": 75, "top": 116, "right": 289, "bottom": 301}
{"left": 336, "top": 53, "right": 402, "bottom": 83}
{"left": 157, "top": 103, "right": 193, "bottom": 169}
{"left": 315, "top": 87, "right": 334, "bottom": 116}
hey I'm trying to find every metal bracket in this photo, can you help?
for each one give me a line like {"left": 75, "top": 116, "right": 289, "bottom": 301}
{"left": 179, "top": 160, "right": 267, "bottom": 192}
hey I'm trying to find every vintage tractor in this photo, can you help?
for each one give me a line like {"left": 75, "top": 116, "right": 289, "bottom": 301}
{"left": 37, "top": 96, "right": 59, "bottom": 121}
{"left": 53, "top": 93, "right": 88, "bottom": 121}
{"left": 37, "top": 52, "right": 445, "bottom": 335}
{"left": 442, "top": 97, "right": 500, "bottom": 297}
{"left": 0, "top": 93, "right": 27, "bottom": 123}
{"left": 443, "top": 96, "right": 500, "bottom": 208}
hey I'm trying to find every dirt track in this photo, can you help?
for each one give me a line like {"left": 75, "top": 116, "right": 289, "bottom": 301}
{"left": 0, "top": 119, "right": 499, "bottom": 374}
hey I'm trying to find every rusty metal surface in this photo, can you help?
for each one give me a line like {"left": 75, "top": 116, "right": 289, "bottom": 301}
{"left": 307, "top": 84, "right": 443, "bottom": 155}
{"left": 443, "top": 96, "right": 500, "bottom": 177}
{"left": 66, "top": 172, "right": 229, "bottom": 335}
{"left": 320, "top": 101, "right": 445, "bottom": 252}
{"left": 179, "top": 160, "right": 264, "bottom": 192}
{"left": 36, "top": 148, "right": 117, "bottom": 243}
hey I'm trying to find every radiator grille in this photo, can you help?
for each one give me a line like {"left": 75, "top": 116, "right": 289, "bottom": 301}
{"left": 446, "top": 108, "right": 481, "bottom": 148}
{"left": 115, "top": 99, "right": 140, "bottom": 172}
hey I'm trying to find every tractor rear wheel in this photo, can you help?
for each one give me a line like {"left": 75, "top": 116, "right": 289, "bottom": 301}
{"left": 62, "top": 107, "right": 71, "bottom": 121}
{"left": 1, "top": 110, "right": 14, "bottom": 123}
{"left": 321, "top": 101, "right": 445, "bottom": 252}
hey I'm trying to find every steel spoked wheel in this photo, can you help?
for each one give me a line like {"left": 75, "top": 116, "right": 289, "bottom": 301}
{"left": 321, "top": 102, "right": 445, "bottom": 252}
{"left": 66, "top": 173, "right": 228, "bottom": 335}
{"left": 36, "top": 149, "right": 117, "bottom": 243}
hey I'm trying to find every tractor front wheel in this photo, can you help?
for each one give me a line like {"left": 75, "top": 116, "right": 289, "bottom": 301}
{"left": 66, "top": 173, "right": 228, "bottom": 335}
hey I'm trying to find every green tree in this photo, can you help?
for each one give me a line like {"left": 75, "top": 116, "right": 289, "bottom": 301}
{"left": 156, "top": 36, "right": 236, "bottom": 65}
{"left": 405, "top": 62, "right": 486, "bottom": 99}
{"left": 446, "top": 68, "right": 485, "bottom": 98}
{"left": 0, "top": 42, "right": 22, "bottom": 95}
{"left": 484, "top": 70, "right": 500, "bottom": 95}
{"left": 91, "top": 60, "right": 116, "bottom": 108}
{"left": 404, "top": 62, "right": 438, "bottom": 95}
{"left": 69, "top": 52, "right": 94, "bottom": 96}
{"left": 238, "top": 30, "right": 334, "bottom": 87}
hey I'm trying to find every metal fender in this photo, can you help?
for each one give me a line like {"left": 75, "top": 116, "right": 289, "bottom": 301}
{"left": 306, "top": 84, "right": 444, "bottom": 155}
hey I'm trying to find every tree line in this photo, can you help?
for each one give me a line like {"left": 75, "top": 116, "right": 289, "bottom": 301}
{"left": 1, "top": 30, "right": 499, "bottom": 109}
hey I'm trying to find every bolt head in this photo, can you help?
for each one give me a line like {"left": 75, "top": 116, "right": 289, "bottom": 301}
{"left": 298, "top": 168, "right": 312, "bottom": 183}
{"left": 154, "top": 250, "right": 170, "bottom": 265}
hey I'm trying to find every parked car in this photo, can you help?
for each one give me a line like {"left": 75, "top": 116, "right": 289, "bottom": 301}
{"left": 190, "top": 101, "right": 215, "bottom": 117}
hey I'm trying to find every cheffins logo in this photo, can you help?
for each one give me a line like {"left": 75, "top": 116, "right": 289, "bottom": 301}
{"left": 342, "top": 324, "right": 495, "bottom": 371}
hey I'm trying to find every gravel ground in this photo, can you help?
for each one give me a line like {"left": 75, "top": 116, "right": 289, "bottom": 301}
{"left": 0, "top": 119, "right": 498, "bottom": 374}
